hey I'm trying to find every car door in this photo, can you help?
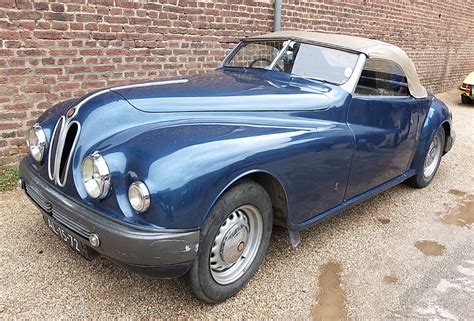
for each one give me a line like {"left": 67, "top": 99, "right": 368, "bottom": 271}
{"left": 345, "top": 58, "right": 421, "bottom": 199}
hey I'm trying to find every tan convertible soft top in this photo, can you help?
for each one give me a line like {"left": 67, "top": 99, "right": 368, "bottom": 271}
{"left": 248, "top": 31, "right": 427, "bottom": 98}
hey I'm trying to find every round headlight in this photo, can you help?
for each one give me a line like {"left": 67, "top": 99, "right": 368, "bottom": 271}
{"left": 81, "top": 152, "right": 110, "bottom": 199}
{"left": 128, "top": 181, "right": 150, "bottom": 213}
{"left": 26, "top": 124, "right": 47, "bottom": 162}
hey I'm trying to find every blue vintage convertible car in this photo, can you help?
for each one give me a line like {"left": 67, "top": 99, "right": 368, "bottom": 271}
{"left": 19, "top": 31, "right": 454, "bottom": 302}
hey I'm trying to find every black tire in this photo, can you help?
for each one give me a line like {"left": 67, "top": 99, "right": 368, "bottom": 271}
{"left": 407, "top": 127, "right": 445, "bottom": 188}
{"left": 186, "top": 180, "right": 273, "bottom": 303}
{"left": 461, "top": 95, "right": 471, "bottom": 104}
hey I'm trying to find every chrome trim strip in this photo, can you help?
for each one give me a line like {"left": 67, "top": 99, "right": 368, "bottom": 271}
{"left": 70, "top": 89, "right": 110, "bottom": 120}
{"left": 48, "top": 116, "right": 65, "bottom": 181}
{"left": 111, "top": 79, "right": 188, "bottom": 91}
{"left": 53, "top": 121, "right": 67, "bottom": 185}
{"left": 57, "top": 121, "right": 81, "bottom": 187}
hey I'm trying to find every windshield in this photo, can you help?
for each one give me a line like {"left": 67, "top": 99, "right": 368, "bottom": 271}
{"left": 224, "top": 40, "right": 359, "bottom": 85}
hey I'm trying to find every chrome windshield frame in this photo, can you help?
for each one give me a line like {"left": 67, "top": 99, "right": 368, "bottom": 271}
{"left": 220, "top": 39, "right": 366, "bottom": 93}
{"left": 220, "top": 41, "right": 244, "bottom": 68}
{"left": 340, "top": 53, "right": 367, "bottom": 93}
{"left": 220, "top": 39, "right": 289, "bottom": 69}
{"left": 268, "top": 40, "right": 292, "bottom": 70}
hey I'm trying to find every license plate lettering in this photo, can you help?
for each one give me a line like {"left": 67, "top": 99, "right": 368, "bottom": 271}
{"left": 48, "top": 218, "right": 59, "bottom": 236}
{"left": 47, "top": 217, "right": 81, "bottom": 253}
{"left": 72, "top": 238, "right": 80, "bottom": 252}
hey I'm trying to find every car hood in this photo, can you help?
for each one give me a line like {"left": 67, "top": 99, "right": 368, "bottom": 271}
{"left": 111, "top": 69, "right": 339, "bottom": 112}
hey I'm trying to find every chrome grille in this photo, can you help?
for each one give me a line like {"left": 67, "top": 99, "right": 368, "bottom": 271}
{"left": 52, "top": 209, "right": 90, "bottom": 239}
{"left": 48, "top": 116, "right": 80, "bottom": 187}
{"left": 26, "top": 183, "right": 90, "bottom": 239}
{"left": 26, "top": 184, "right": 52, "bottom": 212}
{"left": 48, "top": 116, "right": 64, "bottom": 181}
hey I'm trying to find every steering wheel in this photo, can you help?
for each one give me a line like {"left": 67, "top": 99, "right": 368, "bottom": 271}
{"left": 249, "top": 57, "right": 283, "bottom": 71}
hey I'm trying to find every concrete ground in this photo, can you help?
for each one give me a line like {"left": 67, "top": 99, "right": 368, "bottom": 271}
{"left": 0, "top": 89, "right": 473, "bottom": 319}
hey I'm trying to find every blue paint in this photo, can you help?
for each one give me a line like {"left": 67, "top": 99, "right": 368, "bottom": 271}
{"left": 24, "top": 68, "right": 453, "bottom": 231}
{"left": 410, "top": 95, "right": 452, "bottom": 173}
{"left": 345, "top": 94, "right": 420, "bottom": 198}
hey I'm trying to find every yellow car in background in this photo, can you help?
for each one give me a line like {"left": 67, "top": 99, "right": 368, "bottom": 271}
{"left": 460, "top": 72, "right": 474, "bottom": 104}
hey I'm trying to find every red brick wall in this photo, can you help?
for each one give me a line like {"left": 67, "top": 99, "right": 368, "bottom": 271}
{"left": 0, "top": 0, "right": 473, "bottom": 169}
{"left": 281, "top": 0, "right": 473, "bottom": 93}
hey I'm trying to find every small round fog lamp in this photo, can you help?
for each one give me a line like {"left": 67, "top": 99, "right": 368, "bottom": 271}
{"left": 128, "top": 181, "right": 150, "bottom": 213}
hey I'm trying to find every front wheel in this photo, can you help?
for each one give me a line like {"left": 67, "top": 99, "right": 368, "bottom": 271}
{"left": 407, "top": 127, "right": 445, "bottom": 188}
{"left": 186, "top": 180, "right": 273, "bottom": 303}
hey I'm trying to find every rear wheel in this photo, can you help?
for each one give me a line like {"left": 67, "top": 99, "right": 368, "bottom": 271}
{"left": 407, "top": 127, "right": 445, "bottom": 188}
{"left": 186, "top": 180, "right": 273, "bottom": 303}
{"left": 461, "top": 95, "right": 470, "bottom": 104}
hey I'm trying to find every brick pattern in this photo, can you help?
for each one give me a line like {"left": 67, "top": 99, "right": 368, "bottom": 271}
{"left": 0, "top": 0, "right": 473, "bottom": 168}
{"left": 282, "top": 0, "right": 473, "bottom": 92}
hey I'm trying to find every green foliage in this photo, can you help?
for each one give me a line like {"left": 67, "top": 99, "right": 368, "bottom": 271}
{"left": 0, "top": 168, "right": 19, "bottom": 192}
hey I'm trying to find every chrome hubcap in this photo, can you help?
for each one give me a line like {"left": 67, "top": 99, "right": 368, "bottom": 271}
{"left": 423, "top": 133, "right": 442, "bottom": 178}
{"left": 220, "top": 223, "right": 249, "bottom": 264}
{"left": 210, "top": 205, "right": 263, "bottom": 285}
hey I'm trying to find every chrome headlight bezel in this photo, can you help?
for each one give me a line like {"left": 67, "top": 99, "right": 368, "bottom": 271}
{"left": 26, "top": 124, "right": 47, "bottom": 162}
{"left": 128, "top": 181, "right": 150, "bottom": 213}
{"left": 81, "top": 151, "right": 111, "bottom": 200}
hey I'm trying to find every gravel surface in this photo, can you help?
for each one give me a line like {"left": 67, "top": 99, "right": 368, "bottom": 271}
{"left": 1, "top": 89, "right": 473, "bottom": 318}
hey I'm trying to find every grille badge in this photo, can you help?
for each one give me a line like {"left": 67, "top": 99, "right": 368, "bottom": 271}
{"left": 66, "top": 107, "right": 76, "bottom": 118}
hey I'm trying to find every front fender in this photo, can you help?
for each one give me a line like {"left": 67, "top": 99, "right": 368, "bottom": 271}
{"left": 411, "top": 96, "right": 451, "bottom": 173}
{"left": 94, "top": 119, "right": 320, "bottom": 229}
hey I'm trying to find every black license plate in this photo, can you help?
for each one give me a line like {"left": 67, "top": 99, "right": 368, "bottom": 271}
{"left": 44, "top": 215, "right": 94, "bottom": 259}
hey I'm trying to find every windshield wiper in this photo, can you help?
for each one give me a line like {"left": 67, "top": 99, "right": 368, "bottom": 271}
{"left": 290, "top": 74, "right": 339, "bottom": 86}
{"left": 308, "top": 78, "right": 339, "bottom": 86}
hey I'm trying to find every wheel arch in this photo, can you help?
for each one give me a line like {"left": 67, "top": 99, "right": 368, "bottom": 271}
{"left": 441, "top": 120, "right": 451, "bottom": 153}
{"left": 204, "top": 169, "right": 290, "bottom": 228}
{"left": 411, "top": 97, "right": 451, "bottom": 173}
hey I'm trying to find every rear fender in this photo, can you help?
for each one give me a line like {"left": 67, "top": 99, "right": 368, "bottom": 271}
{"left": 411, "top": 96, "right": 451, "bottom": 173}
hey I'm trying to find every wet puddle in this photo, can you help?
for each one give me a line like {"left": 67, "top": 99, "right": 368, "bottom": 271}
{"left": 377, "top": 217, "right": 390, "bottom": 224}
{"left": 383, "top": 275, "right": 398, "bottom": 284}
{"left": 441, "top": 191, "right": 474, "bottom": 228}
{"left": 448, "top": 189, "right": 467, "bottom": 197}
{"left": 312, "top": 261, "right": 348, "bottom": 320}
{"left": 415, "top": 240, "right": 446, "bottom": 256}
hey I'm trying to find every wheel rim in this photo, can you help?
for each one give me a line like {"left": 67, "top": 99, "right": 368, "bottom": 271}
{"left": 209, "top": 204, "right": 263, "bottom": 285}
{"left": 423, "top": 132, "right": 442, "bottom": 178}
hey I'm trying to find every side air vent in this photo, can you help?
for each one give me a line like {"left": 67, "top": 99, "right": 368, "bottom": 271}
{"left": 48, "top": 117, "right": 80, "bottom": 187}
